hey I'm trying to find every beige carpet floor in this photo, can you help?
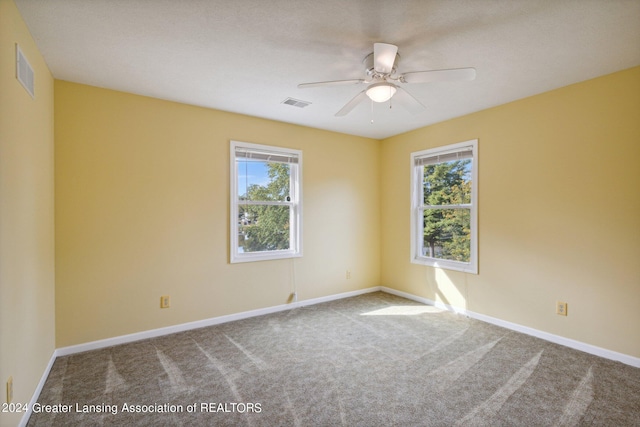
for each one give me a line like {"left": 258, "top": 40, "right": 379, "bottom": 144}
{"left": 27, "top": 292, "right": 640, "bottom": 426}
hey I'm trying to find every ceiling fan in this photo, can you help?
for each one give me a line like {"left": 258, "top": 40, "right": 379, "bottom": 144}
{"left": 298, "top": 43, "right": 476, "bottom": 117}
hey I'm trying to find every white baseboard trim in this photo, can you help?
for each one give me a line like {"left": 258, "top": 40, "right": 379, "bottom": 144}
{"left": 56, "top": 286, "right": 383, "bottom": 357}
{"left": 19, "top": 349, "right": 58, "bottom": 427}
{"left": 380, "top": 286, "right": 640, "bottom": 368}
{"left": 21, "top": 284, "right": 639, "bottom": 426}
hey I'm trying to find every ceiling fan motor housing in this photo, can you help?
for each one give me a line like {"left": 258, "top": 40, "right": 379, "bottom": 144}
{"left": 364, "top": 52, "right": 400, "bottom": 78}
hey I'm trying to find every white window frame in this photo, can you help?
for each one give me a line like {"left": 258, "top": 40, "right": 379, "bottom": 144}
{"left": 230, "top": 140, "right": 302, "bottom": 263}
{"left": 410, "top": 139, "right": 478, "bottom": 274}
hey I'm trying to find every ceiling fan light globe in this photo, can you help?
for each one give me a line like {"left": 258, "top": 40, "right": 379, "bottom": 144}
{"left": 366, "top": 83, "right": 397, "bottom": 103}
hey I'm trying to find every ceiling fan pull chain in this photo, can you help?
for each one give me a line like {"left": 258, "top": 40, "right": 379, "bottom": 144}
{"left": 371, "top": 99, "right": 374, "bottom": 124}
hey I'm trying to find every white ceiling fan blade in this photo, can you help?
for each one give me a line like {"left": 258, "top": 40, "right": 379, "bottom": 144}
{"left": 401, "top": 67, "right": 476, "bottom": 84}
{"left": 393, "top": 87, "right": 426, "bottom": 115}
{"left": 373, "top": 43, "right": 398, "bottom": 74}
{"left": 298, "top": 79, "right": 365, "bottom": 89}
{"left": 335, "top": 90, "right": 368, "bottom": 117}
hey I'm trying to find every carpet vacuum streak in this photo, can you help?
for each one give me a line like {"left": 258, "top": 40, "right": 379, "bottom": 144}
{"left": 27, "top": 292, "right": 640, "bottom": 426}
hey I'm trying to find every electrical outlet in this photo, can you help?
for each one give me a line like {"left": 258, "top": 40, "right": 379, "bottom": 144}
{"left": 556, "top": 301, "right": 568, "bottom": 316}
{"left": 346, "top": 270, "right": 351, "bottom": 279}
{"left": 160, "top": 295, "right": 170, "bottom": 309}
{"left": 7, "top": 376, "right": 13, "bottom": 404}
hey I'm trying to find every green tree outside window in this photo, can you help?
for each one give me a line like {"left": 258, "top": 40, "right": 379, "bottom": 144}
{"left": 422, "top": 160, "right": 471, "bottom": 262}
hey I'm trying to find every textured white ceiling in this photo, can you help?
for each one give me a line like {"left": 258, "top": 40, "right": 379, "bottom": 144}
{"left": 15, "top": 0, "right": 640, "bottom": 139}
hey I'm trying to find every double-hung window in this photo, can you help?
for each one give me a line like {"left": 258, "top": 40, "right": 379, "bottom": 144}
{"left": 230, "top": 141, "right": 302, "bottom": 263}
{"left": 411, "top": 139, "right": 478, "bottom": 274}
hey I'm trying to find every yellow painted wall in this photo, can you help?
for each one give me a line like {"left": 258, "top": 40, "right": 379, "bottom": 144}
{"left": 54, "top": 81, "right": 381, "bottom": 347}
{"left": 0, "top": 0, "right": 55, "bottom": 425}
{"left": 6, "top": 0, "right": 637, "bottom": 383}
{"left": 381, "top": 67, "right": 640, "bottom": 358}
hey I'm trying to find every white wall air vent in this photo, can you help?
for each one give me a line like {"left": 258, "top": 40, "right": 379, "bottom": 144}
{"left": 282, "top": 97, "right": 311, "bottom": 108}
{"left": 16, "top": 44, "right": 34, "bottom": 98}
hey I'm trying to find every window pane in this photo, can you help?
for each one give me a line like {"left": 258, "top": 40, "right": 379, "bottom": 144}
{"left": 423, "top": 159, "right": 471, "bottom": 205}
{"left": 237, "top": 160, "right": 290, "bottom": 202}
{"left": 422, "top": 208, "right": 470, "bottom": 262}
{"left": 238, "top": 204, "right": 291, "bottom": 253}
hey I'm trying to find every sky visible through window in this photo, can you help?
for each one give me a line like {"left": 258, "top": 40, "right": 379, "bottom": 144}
{"left": 237, "top": 160, "right": 270, "bottom": 197}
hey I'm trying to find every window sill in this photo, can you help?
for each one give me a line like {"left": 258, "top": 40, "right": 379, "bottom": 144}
{"left": 411, "top": 256, "right": 478, "bottom": 275}
{"left": 231, "top": 250, "right": 302, "bottom": 264}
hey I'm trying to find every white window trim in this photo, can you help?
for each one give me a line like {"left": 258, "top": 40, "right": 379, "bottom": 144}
{"left": 410, "top": 139, "right": 478, "bottom": 274}
{"left": 230, "top": 140, "right": 303, "bottom": 263}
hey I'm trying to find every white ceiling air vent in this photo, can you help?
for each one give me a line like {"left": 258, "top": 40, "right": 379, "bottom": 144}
{"left": 282, "top": 97, "right": 311, "bottom": 108}
{"left": 16, "top": 44, "right": 34, "bottom": 98}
